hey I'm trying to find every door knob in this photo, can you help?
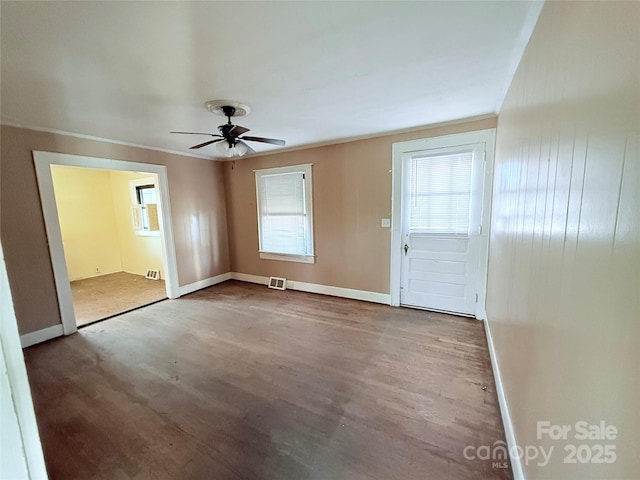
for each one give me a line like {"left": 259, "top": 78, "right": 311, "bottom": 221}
{"left": 404, "top": 244, "right": 409, "bottom": 255}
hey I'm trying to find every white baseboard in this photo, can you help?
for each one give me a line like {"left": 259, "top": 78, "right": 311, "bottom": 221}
{"left": 178, "top": 272, "right": 231, "bottom": 296}
{"left": 484, "top": 317, "right": 525, "bottom": 480}
{"left": 230, "top": 272, "right": 391, "bottom": 305}
{"left": 230, "top": 272, "right": 270, "bottom": 286}
{"left": 20, "top": 324, "right": 64, "bottom": 348}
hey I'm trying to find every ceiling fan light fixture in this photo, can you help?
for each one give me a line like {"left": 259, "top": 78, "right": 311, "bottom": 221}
{"left": 235, "top": 142, "right": 249, "bottom": 157}
{"left": 214, "top": 140, "right": 248, "bottom": 158}
{"left": 215, "top": 141, "right": 234, "bottom": 158}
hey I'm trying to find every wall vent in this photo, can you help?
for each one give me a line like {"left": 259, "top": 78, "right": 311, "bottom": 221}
{"left": 268, "top": 276, "right": 287, "bottom": 290}
{"left": 145, "top": 269, "right": 160, "bottom": 280}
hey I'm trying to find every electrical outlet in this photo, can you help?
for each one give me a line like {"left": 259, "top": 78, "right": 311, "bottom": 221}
{"left": 95, "top": 267, "right": 100, "bottom": 273}
{"left": 381, "top": 218, "right": 391, "bottom": 228}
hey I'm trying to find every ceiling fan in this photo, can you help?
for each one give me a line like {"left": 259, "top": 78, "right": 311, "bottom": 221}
{"left": 171, "top": 102, "right": 285, "bottom": 157}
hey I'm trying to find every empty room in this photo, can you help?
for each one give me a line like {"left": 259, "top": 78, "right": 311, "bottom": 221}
{"left": 0, "top": 2, "right": 637, "bottom": 480}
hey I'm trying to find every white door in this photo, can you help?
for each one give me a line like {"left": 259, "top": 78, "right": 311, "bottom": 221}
{"left": 399, "top": 142, "right": 485, "bottom": 315}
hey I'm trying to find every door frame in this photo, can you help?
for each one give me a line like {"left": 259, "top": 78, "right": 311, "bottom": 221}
{"left": 390, "top": 129, "right": 495, "bottom": 319}
{"left": 33, "top": 151, "right": 180, "bottom": 335}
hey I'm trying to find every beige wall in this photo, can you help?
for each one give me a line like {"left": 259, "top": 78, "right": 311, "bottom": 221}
{"left": 109, "top": 170, "right": 164, "bottom": 279}
{"left": 487, "top": 2, "right": 639, "bottom": 479}
{"left": 51, "top": 166, "right": 123, "bottom": 280}
{"left": 0, "top": 125, "right": 230, "bottom": 335}
{"left": 225, "top": 117, "right": 496, "bottom": 294}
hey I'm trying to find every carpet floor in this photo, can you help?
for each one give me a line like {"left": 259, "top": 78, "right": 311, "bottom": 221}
{"left": 70, "top": 271, "right": 166, "bottom": 326}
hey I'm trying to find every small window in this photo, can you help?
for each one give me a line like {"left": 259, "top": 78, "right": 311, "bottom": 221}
{"left": 130, "top": 177, "right": 160, "bottom": 236}
{"left": 135, "top": 185, "right": 157, "bottom": 230}
{"left": 255, "top": 164, "right": 314, "bottom": 263}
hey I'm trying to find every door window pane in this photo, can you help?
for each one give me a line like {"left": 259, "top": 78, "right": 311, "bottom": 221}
{"left": 409, "top": 150, "right": 473, "bottom": 235}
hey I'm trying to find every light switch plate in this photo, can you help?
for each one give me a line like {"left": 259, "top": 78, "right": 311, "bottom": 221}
{"left": 381, "top": 218, "right": 391, "bottom": 228}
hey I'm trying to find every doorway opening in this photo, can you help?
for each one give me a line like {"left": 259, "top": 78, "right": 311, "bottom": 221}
{"left": 50, "top": 165, "right": 168, "bottom": 326}
{"left": 34, "top": 152, "right": 179, "bottom": 335}
{"left": 390, "top": 129, "right": 495, "bottom": 319}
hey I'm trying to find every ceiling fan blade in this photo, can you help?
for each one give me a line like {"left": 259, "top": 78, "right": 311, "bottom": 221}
{"left": 190, "top": 138, "right": 225, "bottom": 149}
{"left": 237, "top": 140, "right": 256, "bottom": 155}
{"left": 240, "top": 136, "right": 285, "bottom": 146}
{"left": 229, "top": 125, "right": 250, "bottom": 136}
{"left": 171, "top": 131, "right": 220, "bottom": 136}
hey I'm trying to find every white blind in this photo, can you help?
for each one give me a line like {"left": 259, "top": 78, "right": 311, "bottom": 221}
{"left": 258, "top": 171, "right": 308, "bottom": 255}
{"left": 410, "top": 150, "right": 473, "bottom": 235}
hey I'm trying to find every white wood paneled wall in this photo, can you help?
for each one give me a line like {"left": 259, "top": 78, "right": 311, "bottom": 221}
{"left": 487, "top": 2, "right": 639, "bottom": 479}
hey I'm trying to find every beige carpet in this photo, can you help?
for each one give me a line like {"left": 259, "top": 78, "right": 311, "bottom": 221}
{"left": 70, "top": 272, "right": 166, "bottom": 326}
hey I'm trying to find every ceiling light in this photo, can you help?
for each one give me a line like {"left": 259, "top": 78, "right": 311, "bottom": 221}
{"left": 234, "top": 142, "right": 249, "bottom": 157}
{"left": 215, "top": 140, "right": 248, "bottom": 158}
{"left": 215, "top": 141, "right": 233, "bottom": 158}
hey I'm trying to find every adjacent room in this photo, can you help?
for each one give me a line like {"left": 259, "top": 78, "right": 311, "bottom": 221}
{"left": 50, "top": 165, "right": 167, "bottom": 326}
{"left": 1, "top": 2, "right": 637, "bottom": 480}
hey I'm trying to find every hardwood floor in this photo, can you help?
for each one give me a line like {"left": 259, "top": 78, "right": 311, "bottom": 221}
{"left": 70, "top": 272, "right": 166, "bottom": 326}
{"left": 24, "top": 281, "right": 511, "bottom": 480}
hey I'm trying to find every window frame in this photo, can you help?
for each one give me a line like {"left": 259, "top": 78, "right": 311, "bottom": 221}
{"left": 254, "top": 164, "right": 315, "bottom": 264}
{"left": 129, "top": 176, "right": 161, "bottom": 237}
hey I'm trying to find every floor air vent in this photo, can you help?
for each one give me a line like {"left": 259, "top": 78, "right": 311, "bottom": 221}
{"left": 268, "top": 277, "right": 286, "bottom": 290}
{"left": 145, "top": 269, "right": 160, "bottom": 280}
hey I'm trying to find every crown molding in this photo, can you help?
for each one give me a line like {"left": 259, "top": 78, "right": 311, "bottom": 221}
{"left": 0, "top": 121, "right": 218, "bottom": 161}
{"left": 242, "top": 113, "right": 498, "bottom": 159}
{"left": 2, "top": 113, "right": 497, "bottom": 162}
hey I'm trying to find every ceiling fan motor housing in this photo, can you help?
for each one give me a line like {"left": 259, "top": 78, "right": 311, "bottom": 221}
{"left": 219, "top": 123, "right": 238, "bottom": 144}
{"left": 221, "top": 105, "right": 236, "bottom": 118}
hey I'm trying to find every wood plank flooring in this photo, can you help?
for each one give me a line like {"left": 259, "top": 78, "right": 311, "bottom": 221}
{"left": 70, "top": 272, "right": 166, "bottom": 326}
{"left": 24, "top": 280, "right": 511, "bottom": 480}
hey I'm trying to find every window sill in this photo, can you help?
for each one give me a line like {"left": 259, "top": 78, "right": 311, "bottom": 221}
{"left": 259, "top": 252, "right": 315, "bottom": 264}
{"left": 134, "top": 230, "right": 161, "bottom": 237}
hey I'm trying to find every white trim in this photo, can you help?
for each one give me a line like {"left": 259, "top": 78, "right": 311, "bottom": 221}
{"left": 390, "top": 128, "right": 496, "bottom": 319}
{"left": 178, "top": 272, "right": 231, "bottom": 296}
{"left": 287, "top": 279, "right": 390, "bottom": 304}
{"left": 259, "top": 252, "right": 315, "bottom": 264}
{"left": 154, "top": 168, "right": 179, "bottom": 299}
{"left": 20, "top": 324, "right": 64, "bottom": 348}
{"left": 494, "top": 1, "right": 544, "bottom": 113}
{"left": 484, "top": 318, "right": 524, "bottom": 480}
{"left": 1, "top": 121, "right": 215, "bottom": 161}
{"left": 34, "top": 157, "right": 78, "bottom": 336}
{"left": 133, "top": 229, "right": 161, "bottom": 237}
{"left": 230, "top": 272, "right": 390, "bottom": 305}
{"left": 230, "top": 272, "right": 270, "bottom": 286}
{"left": 253, "top": 163, "right": 314, "bottom": 174}
{"left": 33, "top": 151, "right": 181, "bottom": 337}
{"left": 476, "top": 131, "right": 495, "bottom": 321}
{"left": 1, "top": 243, "right": 48, "bottom": 478}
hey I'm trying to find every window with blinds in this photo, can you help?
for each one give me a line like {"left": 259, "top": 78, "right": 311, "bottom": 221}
{"left": 409, "top": 150, "right": 473, "bottom": 235}
{"left": 255, "top": 164, "right": 314, "bottom": 262}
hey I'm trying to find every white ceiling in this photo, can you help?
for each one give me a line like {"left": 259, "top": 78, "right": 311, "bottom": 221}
{"left": 1, "top": 1, "right": 542, "bottom": 160}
